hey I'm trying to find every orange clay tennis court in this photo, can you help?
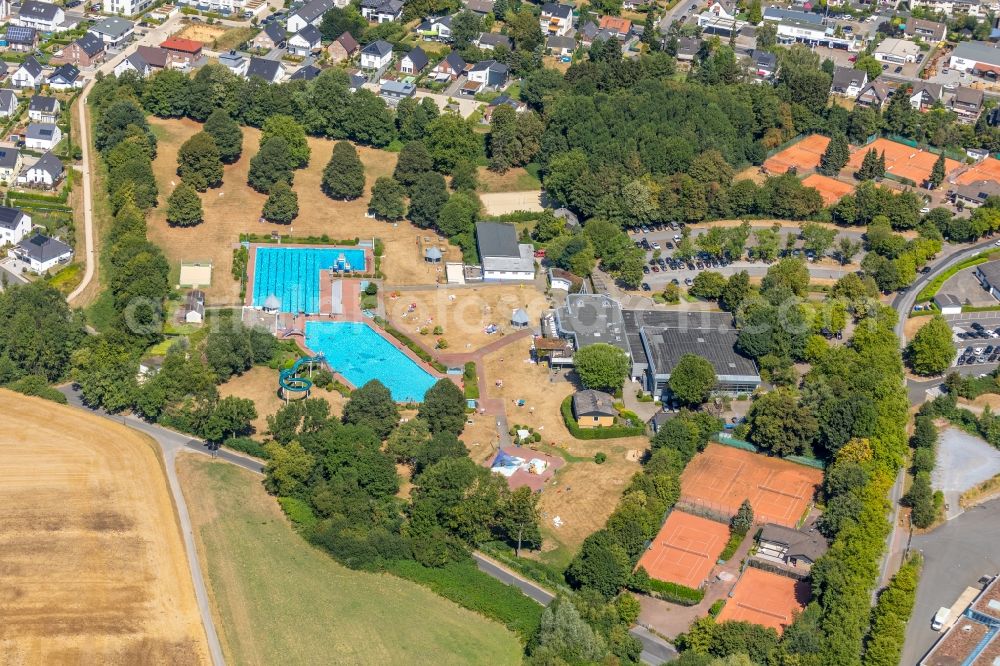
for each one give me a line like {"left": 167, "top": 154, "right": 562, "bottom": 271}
{"left": 636, "top": 511, "right": 729, "bottom": 589}
{"left": 716, "top": 567, "right": 811, "bottom": 633}
{"left": 955, "top": 157, "right": 1000, "bottom": 186}
{"left": 762, "top": 135, "right": 830, "bottom": 174}
{"left": 679, "top": 444, "right": 823, "bottom": 528}
{"left": 847, "top": 138, "right": 960, "bottom": 185}
{"left": 801, "top": 173, "right": 855, "bottom": 205}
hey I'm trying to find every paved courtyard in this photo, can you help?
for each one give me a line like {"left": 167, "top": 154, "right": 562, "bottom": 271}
{"left": 933, "top": 427, "right": 1000, "bottom": 519}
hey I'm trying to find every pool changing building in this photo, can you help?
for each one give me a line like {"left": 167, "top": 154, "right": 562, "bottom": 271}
{"left": 551, "top": 295, "right": 761, "bottom": 396}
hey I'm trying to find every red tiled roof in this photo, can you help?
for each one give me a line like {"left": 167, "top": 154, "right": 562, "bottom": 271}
{"left": 160, "top": 37, "right": 203, "bottom": 53}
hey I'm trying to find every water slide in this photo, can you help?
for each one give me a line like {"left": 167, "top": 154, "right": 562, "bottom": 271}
{"left": 279, "top": 355, "right": 325, "bottom": 396}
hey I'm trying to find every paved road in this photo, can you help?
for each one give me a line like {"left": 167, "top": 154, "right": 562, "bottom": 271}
{"left": 901, "top": 497, "right": 1000, "bottom": 666}
{"left": 472, "top": 552, "right": 555, "bottom": 605}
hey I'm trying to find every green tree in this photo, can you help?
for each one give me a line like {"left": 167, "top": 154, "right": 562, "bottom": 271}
{"left": 450, "top": 9, "right": 482, "bottom": 47}
{"left": 747, "top": 0, "right": 762, "bottom": 23}
{"left": 263, "top": 441, "right": 316, "bottom": 497}
{"left": 906, "top": 315, "right": 955, "bottom": 376}
{"left": 248, "top": 136, "right": 293, "bottom": 193}
{"left": 902, "top": 471, "right": 936, "bottom": 527}
{"left": 751, "top": 226, "right": 781, "bottom": 263}
{"left": 855, "top": 55, "right": 883, "bottom": 81}
{"left": 505, "top": 5, "right": 545, "bottom": 50}
{"left": 70, "top": 338, "right": 138, "bottom": 412}
{"left": 730, "top": 500, "right": 754, "bottom": 534}
{"left": 318, "top": 6, "right": 367, "bottom": 42}
{"left": 834, "top": 237, "right": 862, "bottom": 265}
{"left": 566, "top": 530, "right": 632, "bottom": 598}
{"left": 177, "top": 131, "right": 223, "bottom": 191}
{"left": 425, "top": 114, "right": 482, "bottom": 173}
{"left": 437, "top": 191, "right": 481, "bottom": 239}
{"left": 531, "top": 596, "right": 608, "bottom": 663}
{"left": 342, "top": 379, "right": 400, "bottom": 439}
{"left": 573, "top": 343, "right": 631, "bottom": 392}
{"left": 690, "top": 271, "right": 727, "bottom": 300}
{"left": 499, "top": 486, "right": 541, "bottom": 556}
{"left": 203, "top": 396, "right": 257, "bottom": 442}
{"left": 761, "top": 257, "right": 810, "bottom": 302}
{"left": 930, "top": 152, "right": 946, "bottom": 189}
{"left": 166, "top": 182, "right": 203, "bottom": 227}
{"left": 322, "top": 141, "right": 366, "bottom": 200}
{"left": 386, "top": 417, "right": 431, "bottom": 462}
{"left": 203, "top": 108, "right": 243, "bottom": 163}
{"left": 262, "top": 181, "right": 299, "bottom": 224}
{"left": 668, "top": 354, "right": 717, "bottom": 406}
{"left": 450, "top": 160, "right": 479, "bottom": 192}
{"left": 141, "top": 69, "right": 190, "bottom": 117}
{"left": 856, "top": 148, "right": 881, "bottom": 181}
{"left": 369, "top": 176, "right": 407, "bottom": 220}
{"left": 720, "top": 271, "right": 752, "bottom": 312}
{"left": 800, "top": 222, "right": 837, "bottom": 257}
{"left": 393, "top": 140, "right": 434, "bottom": 190}
{"left": 261, "top": 114, "right": 310, "bottom": 168}
{"left": 746, "top": 389, "right": 818, "bottom": 456}
{"left": 0, "top": 282, "right": 85, "bottom": 381}
{"left": 417, "top": 378, "right": 467, "bottom": 435}
{"left": 408, "top": 171, "right": 449, "bottom": 229}
{"left": 819, "top": 133, "right": 850, "bottom": 176}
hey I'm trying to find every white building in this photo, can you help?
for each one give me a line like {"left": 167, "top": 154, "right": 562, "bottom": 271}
{"left": 14, "top": 1, "right": 65, "bottom": 32}
{"left": 948, "top": 40, "right": 1000, "bottom": 75}
{"left": 88, "top": 17, "right": 134, "bottom": 47}
{"left": 287, "top": 24, "right": 322, "bottom": 55}
{"left": 17, "top": 151, "right": 62, "bottom": 189}
{"left": 0, "top": 89, "right": 18, "bottom": 118}
{"left": 540, "top": 2, "right": 574, "bottom": 37}
{"left": 10, "top": 233, "right": 72, "bottom": 273}
{"left": 114, "top": 51, "right": 151, "bottom": 78}
{"left": 218, "top": 50, "right": 248, "bottom": 76}
{"left": 476, "top": 221, "right": 536, "bottom": 281}
{"left": 360, "top": 39, "right": 393, "bottom": 70}
{"left": 11, "top": 57, "right": 44, "bottom": 89}
{"left": 286, "top": 0, "right": 333, "bottom": 33}
{"left": 0, "top": 206, "right": 31, "bottom": 246}
{"left": 25, "top": 123, "right": 61, "bottom": 150}
{"left": 27, "top": 95, "right": 58, "bottom": 123}
{"left": 873, "top": 37, "right": 921, "bottom": 64}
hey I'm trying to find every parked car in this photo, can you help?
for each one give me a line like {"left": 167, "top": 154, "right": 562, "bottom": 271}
{"left": 641, "top": 283, "right": 651, "bottom": 291}
{"left": 894, "top": 66, "right": 903, "bottom": 73}
{"left": 642, "top": 265, "right": 650, "bottom": 274}
{"left": 684, "top": 277, "right": 693, "bottom": 286}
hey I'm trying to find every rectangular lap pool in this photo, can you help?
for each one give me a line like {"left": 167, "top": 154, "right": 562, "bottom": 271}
{"left": 305, "top": 321, "right": 438, "bottom": 402}
{"left": 252, "top": 246, "right": 367, "bottom": 314}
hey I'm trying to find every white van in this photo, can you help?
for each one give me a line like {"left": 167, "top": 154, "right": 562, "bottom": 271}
{"left": 932, "top": 607, "right": 950, "bottom": 631}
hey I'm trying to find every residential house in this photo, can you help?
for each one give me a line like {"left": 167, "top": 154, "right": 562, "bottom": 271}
{"left": 14, "top": 1, "right": 65, "bottom": 32}
{"left": 88, "top": 17, "right": 134, "bottom": 48}
{"left": 873, "top": 37, "right": 921, "bottom": 63}
{"left": 379, "top": 80, "right": 416, "bottom": 106}
{"left": 622, "top": 0, "right": 652, "bottom": 8}
{"left": 578, "top": 20, "right": 599, "bottom": 46}
{"left": 16, "top": 151, "right": 62, "bottom": 189}
{"left": 755, "top": 524, "right": 828, "bottom": 572}
{"left": 245, "top": 56, "right": 283, "bottom": 82}
{"left": 286, "top": 0, "right": 333, "bottom": 33}
{"left": 11, "top": 57, "right": 44, "bottom": 89}
{"left": 909, "top": 81, "right": 943, "bottom": 111}
{"left": 61, "top": 33, "right": 105, "bottom": 67}
{"left": 475, "top": 220, "right": 535, "bottom": 281}
{"left": 571, "top": 389, "right": 617, "bottom": 428}
{"left": 290, "top": 63, "right": 322, "bottom": 80}
{"left": 47, "top": 64, "right": 81, "bottom": 91}
{"left": 751, "top": 50, "right": 778, "bottom": 79}
{"left": 360, "top": 0, "right": 403, "bottom": 23}
{"left": 904, "top": 17, "right": 946, "bottom": 42}
{"left": 0, "top": 205, "right": 30, "bottom": 245}
{"left": 28, "top": 95, "right": 58, "bottom": 123}
{"left": 184, "top": 290, "right": 206, "bottom": 324}
{"left": 463, "top": 0, "right": 494, "bottom": 14}
{"left": 483, "top": 94, "right": 525, "bottom": 122}
{"left": 910, "top": 0, "right": 983, "bottom": 17}
{"left": 416, "top": 15, "right": 452, "bottom": 41}
{"left": 703, "top": 0, "right": 737, "bottom": 20}
{"left": 977, "top": 260, "right": 1000, "bottom": 300}
{"left": 598, "top": 15, "right": 631, "bottom": 40}
{"left": 10, "top": 233, "right": 73, "bottom": 274}
{"left": 252, "top": 21, "right": 285, "bottom": 51}
{"left": 675, "top": 35, "right": 701, "bottom": 62}
{"left": 287, "top": 24, "right": 322, "bottom": 56}
{"left": 348, "top": 71, "right": 367, "bottom": 91}
{"left": 856, "top": 79, "right": 897, "bottom": 110}
{"left": 830, "top": 66, "right": 867, "bottom": 97}
{"left": 135, "top": 46, "right": 169, "bottom": 72}
{"left": 952, "top": 85, "right": 984, "bottom": 122}
{"left": 431, "top": 51, "right": 465, "bottom": 81}
{"left": 25, "top": 123, "right": 61, "bottom": 150}
{"left": 540, "top": 2, "right": 574, "bottom": 37}
{"left": 327, "top": 31, "right": 359, "bottom": 62}
{"left": 0, "top": 147, "right": 21, "bottom": 183}
{"left": 114, "top": 50, "right": 151, "bottom": 78}
{"left": 160, "top": 37, "right": 203, "bottom": 68}
{"left": 360, "top": 40, "right": 394, "bottom": 70}
{"left": 475, "top": 32, "right": 512, "bottom": 51}
{"left": 546, "top": 34, "right": 576, "bottom": 56}
{"left": 5, "top": 25, "right": 38, "bottom": 52}
{"left": 0, "top": 90, "right": 17, "bottom": 118}
{"left": 218, "top": 50, "right": 248, "bottom": 76}
{"left": 465, "top": 59, "right": 508, "bottom": 93}
{"left": 398, "top": 46, "right": 428, "bottom": 74}
{"left": 954, "top": 179, "right": 1000, "bottom": 208}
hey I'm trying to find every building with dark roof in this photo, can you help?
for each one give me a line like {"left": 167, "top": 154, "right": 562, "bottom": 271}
{"left": 572, "top": 389, "right": 617, "bottom": 428}
{"left": 252, "top": 21, "right": 286, "bottom": 51}
{"left": 28, "top": 95, "right": 58, "bottom": 123}
{"left": 25, "top": 122, "right": 61, "bottom": 150}
{"left": 399, "top": 46, "right": 428, "bottom": 74}
{"left": 0, "top": 89, "right": 17, "bottom": 118}
{"left": 17, "top": 150, "right": 62, "bottom": 189}
{"left": 360, "top": 39, "right": 394, "bottom": 70}
{"left": 475, "top": 221, "right": 535, "bottom": 281}
{"left": 47, "top": 64, "right": 81, "bottom": 90}
{"left": 135, "top": 45, "right": 169, "bottom": 70}
{"left": 830, "top": 66, "right": 867, "bottom": 97}
{"left": 905, "top": 17, "right": 946, "bottom": 42}
{"left": 290, "top": 63, "right": 321, "bottom": 81}
{"left": 5, "top": 24, "right": 38, "bottom": 51}
{"left": 360, "top": 0, "right": 404, "bottom": 23}
{"left": 88, "top": 17, "right": 133, "bottom": 47}
{"left": 15, "top": 1, "right": 65, "bottom": 32}
{"left": 955, "top": 179, "right": 1000, "bottom": 208}
{"left": 287, "top": 0, "right": 334, "bottom": 32}
{"left": 755, "top": 524, "right": 829, "bottom": 573}
{"left": 0, "top": 146, "right": 22, "bottom": 182}
{"left": 11, "top": 233, "right": 73, "bottom": 274}
{"left": 0, "top": 205, "right": 31, "bottom": 245}
{"left": 554, "top": 294, "right": 631, "bottom": 357}
{"left": 475, "top": 32, "right": 512, "bottom": 51}
{"left": 432, "top": 51, "right": 466, "bottom": 81}
{"left": 245, "top": 56, "right": 283, "bottom": 82}
{"left": 12, "top": 56, "right": 44, "bottom": 89}
{"left": 975, "top": 260, "right": 1000, "bottom": 300}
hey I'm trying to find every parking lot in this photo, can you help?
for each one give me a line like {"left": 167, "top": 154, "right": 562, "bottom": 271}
{"left": 947, "top": 316, "right": 1000, "bottom": 368}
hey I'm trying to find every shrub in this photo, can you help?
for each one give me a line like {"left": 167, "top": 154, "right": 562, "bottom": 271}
{"left": 643, "top": 578, "right": 705, "bottom": 605}
{"left": 595, "top": 452, "right": 607, "bottom": 464}
{"left": 278, "top": 496, "right": 318, "bottom": 530}
{"left": 223, "top": 436, "right": 269, "bottom": 459}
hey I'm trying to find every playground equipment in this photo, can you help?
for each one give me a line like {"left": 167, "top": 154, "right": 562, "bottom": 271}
{"left": 279, "top": 354, "right": 325, "bottom": 400}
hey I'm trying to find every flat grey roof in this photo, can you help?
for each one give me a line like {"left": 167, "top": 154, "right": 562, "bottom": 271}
{"left": 555, "top": 294, "right": 631, "bottom": 357}
{"left": 978, "top": 260, "right": 1000, "bottom": 288}
{"left": 476, "top": 220, "right": 519, "bottom": 258}
{"left": 952, "top": 40, "right": 1000, "bottom": 68}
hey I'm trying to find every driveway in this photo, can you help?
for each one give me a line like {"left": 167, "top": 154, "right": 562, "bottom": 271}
{"left": 902, "top": 497, "right": 1000, "bottom": 665}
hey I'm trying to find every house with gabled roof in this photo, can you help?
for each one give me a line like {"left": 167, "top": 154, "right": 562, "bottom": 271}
{"left": 0, "top": 90, "right": 18, "bottom": 118}
{"left": 909, "top": 81, "right": 943, "bottom": 111}
{"left": 47, "top": 64, "right": 81, "bottom": 91}
{"left": 245, "top": 56, "right": 283, "bottom": 83}
{"left": 290, "top": 64, "right": 322, "bottom": 81}
{"left": 361, "top": 0, "right": 403, "bottom": 23}
{"left": 161, "top": 37, "right": 203, "bottom": 68}
{"left": 252, "top": 21, "right": 286, "bottom": 51}
{"left": 135, "top": 45, "right": 169, "bottom": 71}
{"left": 61, "top": 32, "right": 105, "bottom": 67}
{"left": 432, "top": 51, "right": 465, "bottom": 81}
{"left": 11, "top": 57, "right": 44, "bottom": 89}
{"left": 830, "top": 65, "right": 867, "bottom": 97}
{"left": 17, "top": 151, "right": 62, "bottom": 189}
{"left": 540, "top": 2, "right": 574, "bottom": 37}
{"left": 464, "top": 59, "right": 508, "bottom": 93}
{"left": 5, "top": 25, "right": 38, "bottom": 52}
{"left": 328, "top": 31, "right": 359, "bottom": 62}
{"left": 399, "top": 46, "right": 428, "bottom": 74}
{"left": 25, "top": 123, "right": 61, "bottom": 150}
{"left": 361, "top": 39, "right": 394, "bottom": 70}
{"left": 288, "top": 24, "right": 322, "bottom": 55}
{"left": 0, "top": 205, "right": 30, "bottom": 245}
{"left": 10, "top": 233, "right": 73, "bottom": 274}
{"left": 28, "top": 95, "right": 58, "bottom": 123}
{"left": 475, "top": 31, "right": 512, "bottom": 51}
{"left": 287, "top": 0, "right": 333, "bottom": 33}
{"left": 88, "top": 17, "right": 134, "bottom": 47}
{"left": 14, "top": 1, "right": 65, "bottom": 32}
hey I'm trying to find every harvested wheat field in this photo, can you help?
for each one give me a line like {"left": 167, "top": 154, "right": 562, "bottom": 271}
{"left": 145, "top": 117, "right": 462, "bottom": 304}
{"left": 478, "top": 337, "right": 646, "bottom": 561}
{"left": 385, "top": 285, "right": 549, "bottom": 352}
{"left": 0, "top": 390, "right": 209, "bottom": 664}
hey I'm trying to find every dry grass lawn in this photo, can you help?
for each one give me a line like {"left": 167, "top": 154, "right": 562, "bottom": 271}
{"left": 385, "top": 285, "right": 550, "bottom": 352}
{"left": 145, "top": 117, "right": 462, "bottom": 304}
{"left": 0, "top": 390, "right": 209, "bottom": 663}
{"left": 476, "top": 166, "right": 541, "bottom": 193}
{"left": 904, "top": 315, "right": 933, "bottom": 341}
{"left": 477, "top": 337, "right": 646, "bottom": 560}
{"left": 173, "top": 22, "right": 229, "bottom": 44}
{"left": 178, "top": 454, "right": 521, "bottom": 665}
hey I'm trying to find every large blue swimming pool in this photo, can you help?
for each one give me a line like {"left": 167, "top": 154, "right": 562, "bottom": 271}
{"left": 305, "top": 321, "right": 438, "bottom": 402}
{"left": 252, "top": 246, "right": 366, "bottom": 314}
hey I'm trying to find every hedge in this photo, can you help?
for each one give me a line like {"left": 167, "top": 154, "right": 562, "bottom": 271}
{"left": 718, "top": 530, "right": 746, "bottom": 561}
{"left": 223, "top": 435, "right": 269, "bottom": 459}
{"left": 278, "top": 496, "right": 318, "bottom": 531}
{"left": 386, "top": 558, "right": 544, "bottom": 642}
{"left": 644, "top": 578, "right": 705, "bottom": 605}
{"left": 240, "top": 232, "right": 360, "bottom": 245}
{"left": 463, "top": 361, "right": 479, "bottom": 399}
{"left": 560, "top": 396, "right": 646, "bottom": 439}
